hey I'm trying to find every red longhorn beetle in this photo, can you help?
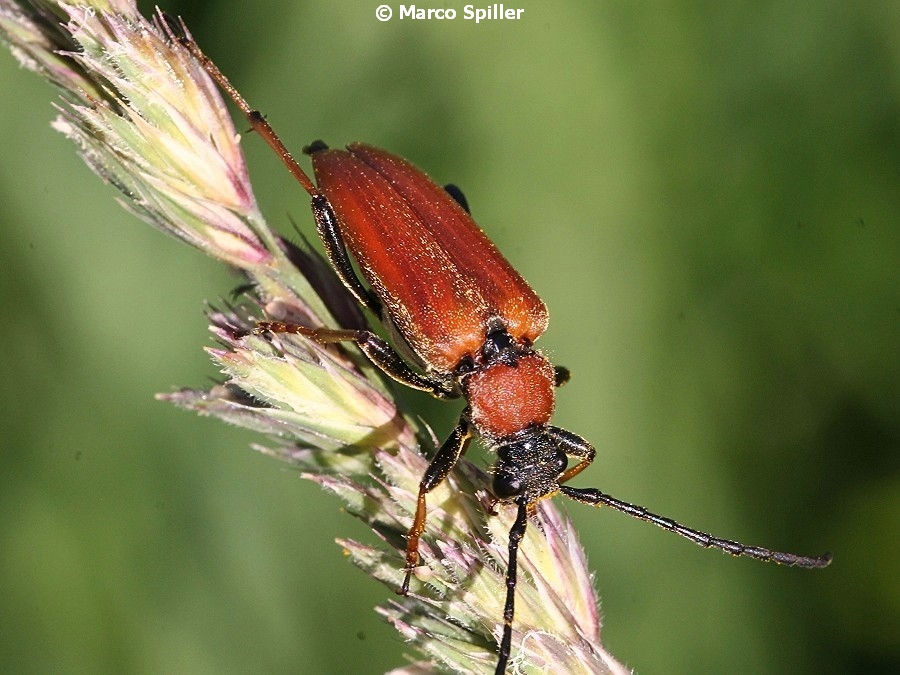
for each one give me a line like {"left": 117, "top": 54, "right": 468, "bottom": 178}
{"left": 176, "top": 26, "right": 831, "bottom": 675}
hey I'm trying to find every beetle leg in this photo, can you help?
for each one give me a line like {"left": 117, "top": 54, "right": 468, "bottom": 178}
{"left": 399, "top": 418, "right": 474, "bottom": 595}
{"left": 443, "top": 183, "right": 470, "bottom": 213}
{"left": 309, "top": 193, "right": 383, "bottom": 316}
{"left": 178, "top": 29, "right": 385, "bottom": 318}
{"left": 177, "top": 30, "right": 382, "bottom": 314}
{"left": 254, "top": 322, "right": 458, "bottom": 399}
{"left": 173, "top": 25, "right": 320, "bottom": 197}
{"left": 553, "top": 365, "right": 571, "bottom": 387}
{"left": 546, "top": 426, "right": 596, "bottom": 484}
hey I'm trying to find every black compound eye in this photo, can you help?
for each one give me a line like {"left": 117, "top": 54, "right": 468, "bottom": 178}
{"left": 555, "top": 451, "right": 569, "bottom": 475}
{"left": 493, "top": 470, "right": 523, "bottom": 499}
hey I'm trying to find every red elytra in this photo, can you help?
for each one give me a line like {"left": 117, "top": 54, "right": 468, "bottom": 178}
{"left": 175, "top": 23, "right": 832, "bottom": 675}
{"left": 310, "top": 143, "right": 549, "bottom": 374}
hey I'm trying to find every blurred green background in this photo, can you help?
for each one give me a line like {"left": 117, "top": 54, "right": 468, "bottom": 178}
{"left": 1, "top": 1, "right": 898, "bottom": 673}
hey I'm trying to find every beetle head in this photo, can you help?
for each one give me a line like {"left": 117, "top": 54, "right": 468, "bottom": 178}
{"left": 491, "top": 426, "right": 568, "bottom": 503}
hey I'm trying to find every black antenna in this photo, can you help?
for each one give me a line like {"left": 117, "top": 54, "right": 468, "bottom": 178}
{"left": 559, "top": 485, "right": 832, "bottom": 568}
{"left": 496, "top": 499, "right": 530, "bottom": 675}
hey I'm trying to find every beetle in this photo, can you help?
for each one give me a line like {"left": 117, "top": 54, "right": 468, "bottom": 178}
{"left": 176, "top": 27, "right": 832, "bottom": 675}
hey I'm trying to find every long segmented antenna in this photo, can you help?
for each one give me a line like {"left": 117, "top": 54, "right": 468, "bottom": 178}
{"left": 496, "top": 499, "right": 529, "bottom": 675}
{"left": 559, "top": 485, "right": 832, "bottom": 568}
